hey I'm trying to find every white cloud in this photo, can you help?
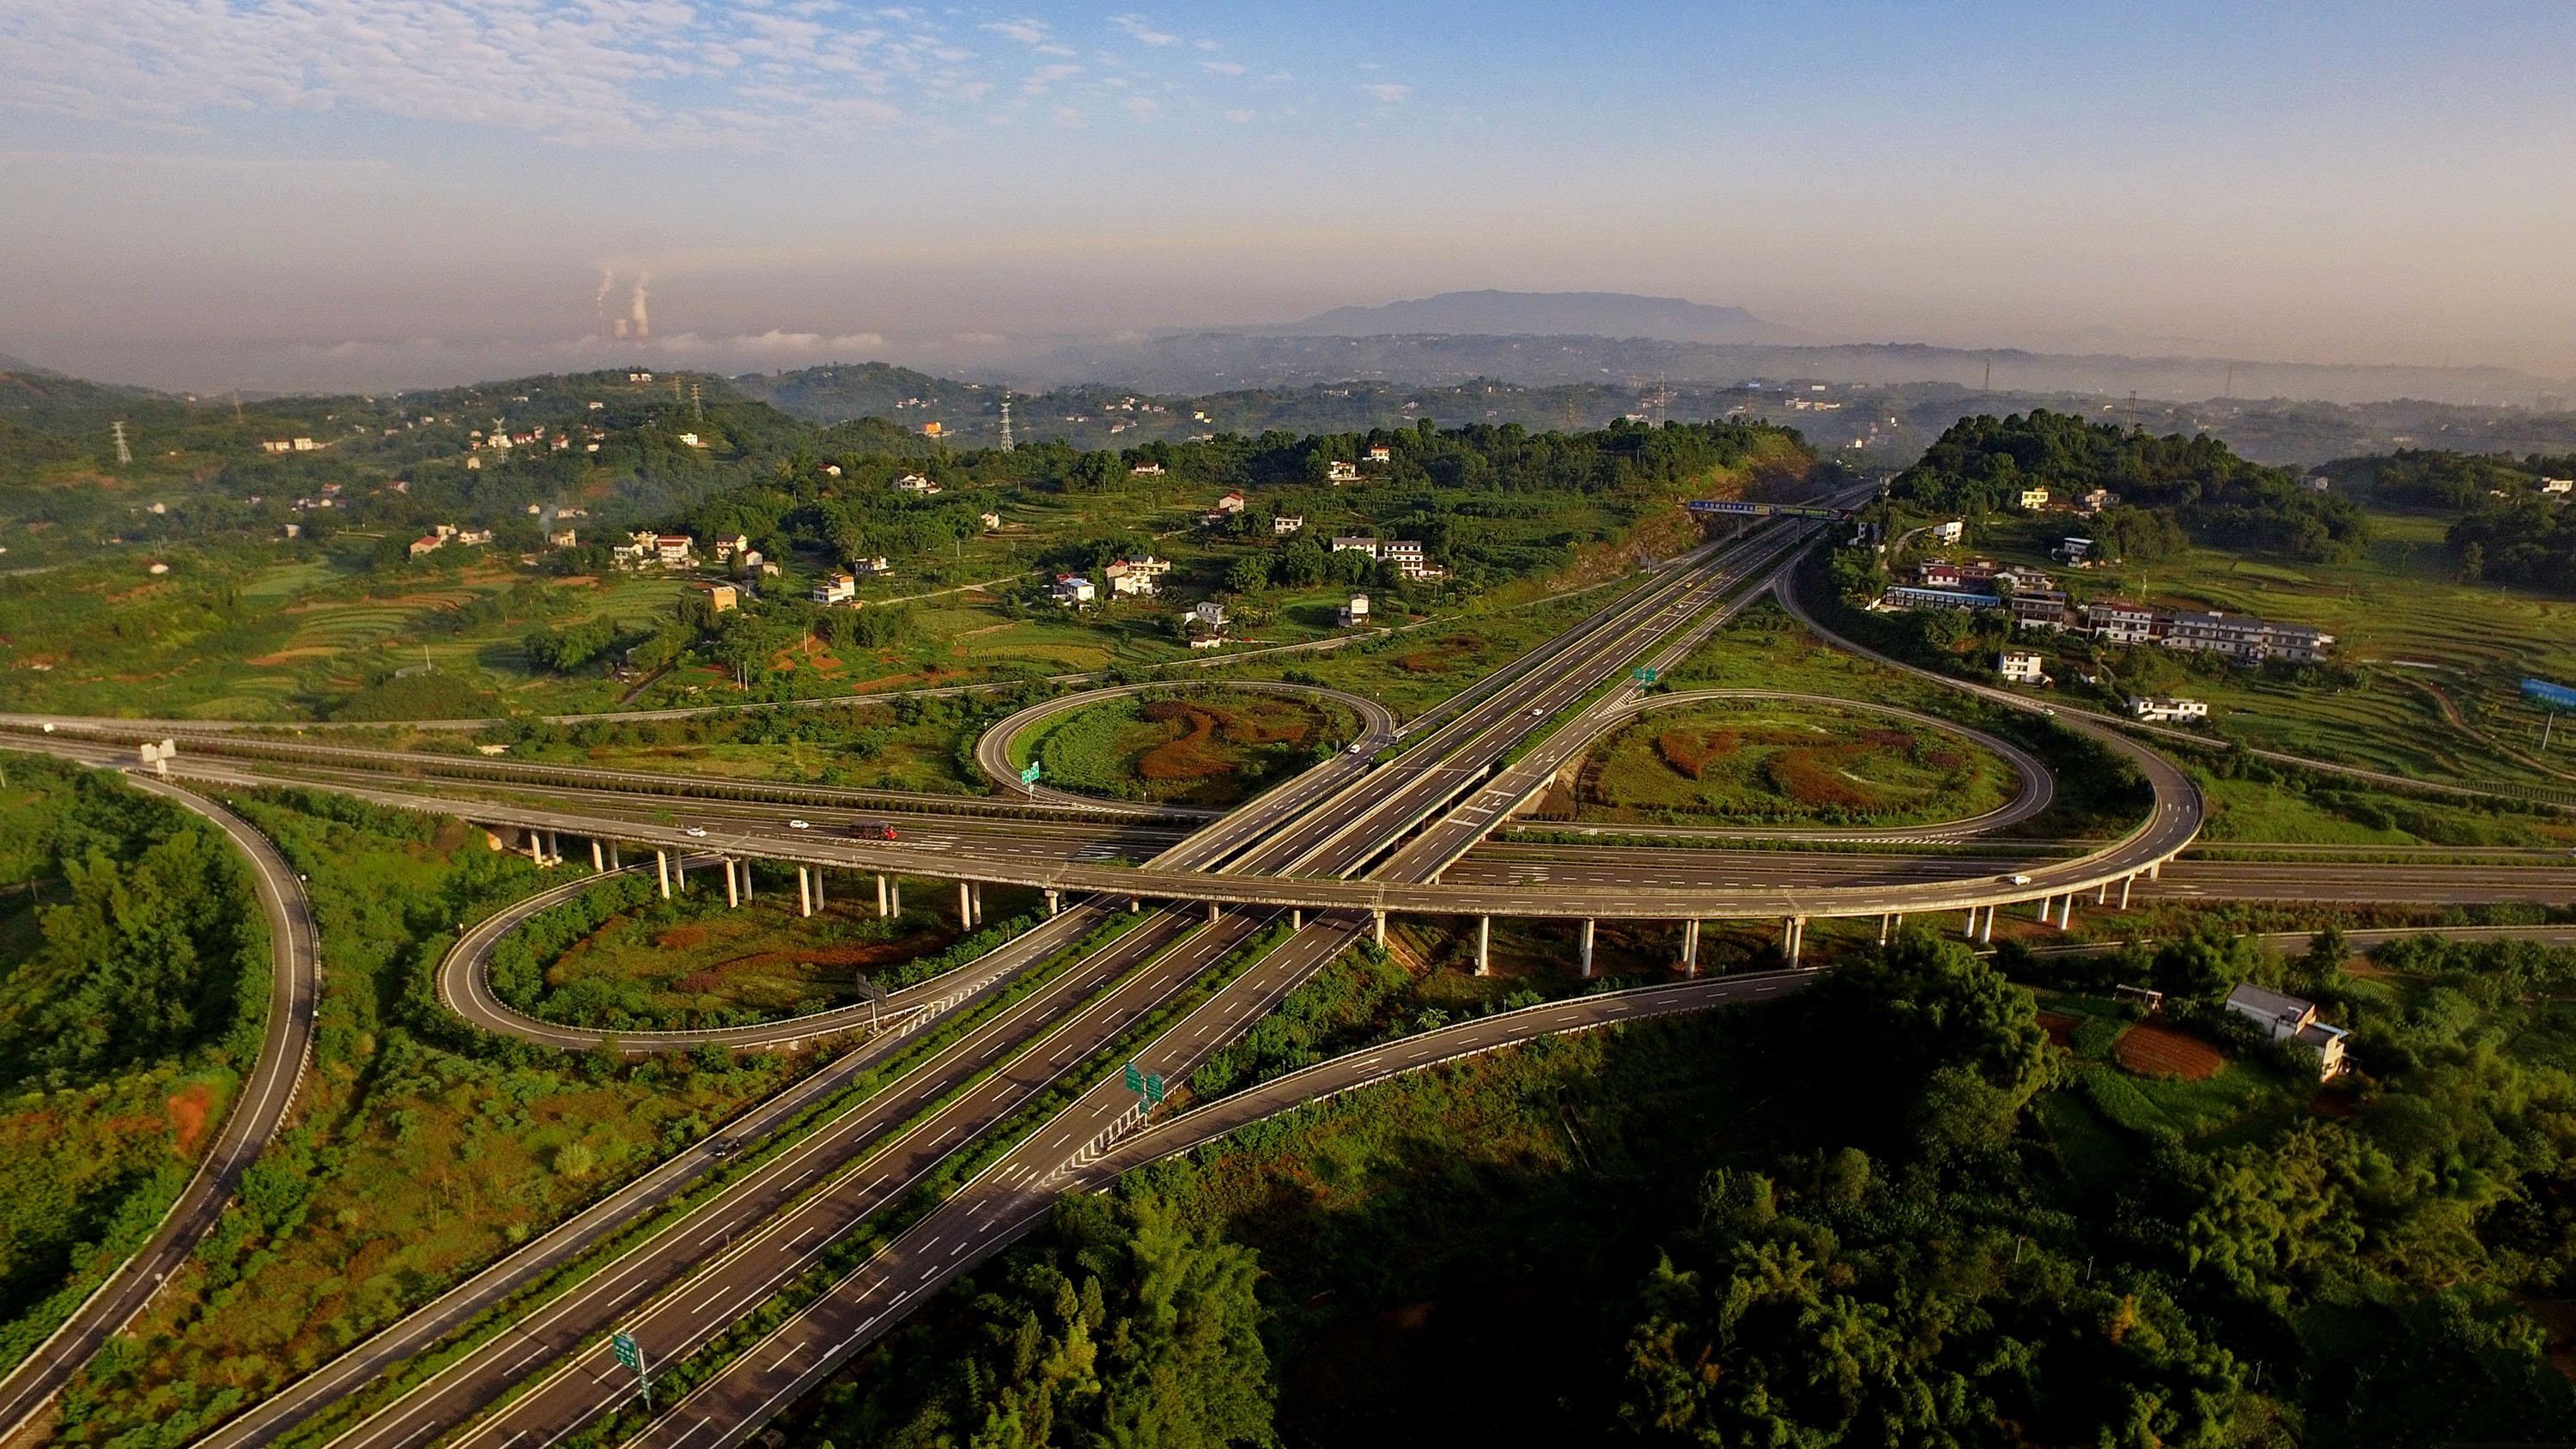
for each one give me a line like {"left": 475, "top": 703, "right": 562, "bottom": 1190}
{"left": 1223, "top": 108, "right": 1253, "bottom": 124}
{"left": 0, "top": 1, "right": 1267, "bottom": 149}
{"left": 1109, "top": 13, "right": 1181, "bottom": 46}
{"left": 1051, "top": 104, "right": 1084, "bottom": 127}
{"left": 1200, "top": 60, "right": 1245, "bottom": 76}
{"left": 1360, "top": 82, "right": 1412, "bottom": 102}
{"left": 1121, "top": 94, "right": 1160, "bottom": 118}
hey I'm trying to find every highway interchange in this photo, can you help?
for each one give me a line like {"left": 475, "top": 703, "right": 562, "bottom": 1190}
{"left": 3, "top": 496, "right": 2573, "bottom": 1448}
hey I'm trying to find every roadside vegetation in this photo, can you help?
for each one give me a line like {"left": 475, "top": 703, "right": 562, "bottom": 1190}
{"left": 0, "top": 756, "right": 269, "bottom": 1374}
{"left": 1018, "top": 687, "right": 1356, "bottom": 809}
{"left": 45, "top": 791, "right": 810, "bottom": 1449}
{"left": 786, "top": 928, "right": 2576, "bottom": 1448}
{"left": 489, "top": 868, "right": 1035, "bottom": 1032}
{"left": 1549, "top": 697, "right": 2017, "bottom": 829}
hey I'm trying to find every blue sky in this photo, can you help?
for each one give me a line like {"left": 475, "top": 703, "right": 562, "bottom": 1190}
{"left": 3, "top": 0, "right": 2573, "bottom": 389}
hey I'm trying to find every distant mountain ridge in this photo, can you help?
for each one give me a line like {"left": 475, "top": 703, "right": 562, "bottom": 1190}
{"left": 1260, "top": 289, "right": 1807, "bottom": 346}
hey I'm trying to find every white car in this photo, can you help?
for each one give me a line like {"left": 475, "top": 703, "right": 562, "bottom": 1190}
{"left": 685, "top": 826, "right": 709, "bottom": 837}
{"left": 1528, "top": 706, "right": 1546, "bottom": 718}
{"left": 1347, "top": 741, "right": 1368, "bottom": 755}
{"left": 787, "top": 819, "right": 811, "bottom": 830}
{"left": 2006, "top": 873, "right": 2032, "bottom": 886}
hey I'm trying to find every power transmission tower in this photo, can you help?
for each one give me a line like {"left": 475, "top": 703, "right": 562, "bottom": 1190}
{"left": 1982, "top": 359, "right": 1992, "bottom": 393}
{"left": 999, "top": 396, "right": 1015, "bottom": 451}
{"left": 110, "top": 421, "right": 132, "bottom": 466}
{"left": 690, "top": 382, "right": 703, "bottom": 422}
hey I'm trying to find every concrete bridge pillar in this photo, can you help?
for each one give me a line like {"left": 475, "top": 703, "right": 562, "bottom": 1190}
{"left": 1784, "top": 916, "right": 1806, "bottom": 966}
{"left": 2148, "top": 861, "right": 2162, "bottom": 880}
{"left": 877, "top": 874, "right": 890, "bottom": 918}
{"left": 798, "top": 867, "right": 813, "bottom": 918}
{"left": 957, "top": 880, "right": 971, "bottom": 925}
{"left": 2119, "top": 874, "right": 2134, "bottom": 910}
{"left": 1579, "top": 918, "right": 1596, "bottom": 978}
{"left": 970, "top": 882, "right": 984, "bottom": 928}
{"left": 1981, "top": 905, "right": 1996, "bottom": 944}
{"left": 1046, "top": 889, "right": 1060, "bottom": 918}
{"left": 674, "top": 855, "right": 687, "bottom": 892}
{"left": 1372, "top": 910, "right": 1386, "bottom": 948}
{"left": 1881, "top": 912, "right": 1894, "bottom": 946}
{"left": 813, "top": 871, "right": 825, "bottom": 910}
{"left": 738, "top": 860, "right": 753, "bottom": 903}
{"left": 608, "top": 842, "right": 620, "bottom": 871}
{"left": 2057, "top": 894, "right": 2073, "bottom": 930}
{"left": 724, "top": 859, "right": 740, "bottom": 910}
{"left": 890, "top": 878, "right": 902, "bottom": 916}
{"left": 591, "top": 839, "right": 605, "bottom": 873}
{"left": 656, "top": 849, "right": 671, "bottom": 900}
{"left": 1681, "top": 919, "right": 1700, "bottom": 977}
{"left": 545, "top": 829, "right": 560, "bottom": 864}
{"left": 2096, "top": 881, "right": 2109, "bottom": 904}
{"left": 2034, "top": 896, "right": 2051, "bottom": 921}
{"left": 1206, "top": 901, "right": 1221, "bottom": 925}
{"left": 1291, "top": 909, "right": 1302, "bottom": 929}
{"left": 1475, "top": 916, "right": 1492, "bottom": 977}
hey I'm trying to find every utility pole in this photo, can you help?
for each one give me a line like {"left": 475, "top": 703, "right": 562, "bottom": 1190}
{"left": 110, "top": 421, "right": 132, "bottom": 466}
{"left": 1981, "top": 359, "right": 1991, "bottom": 393}
{"left": 690, "top": 382, "right": 703, "bottom": 422}
{"left": 999, "top": 396, "right": 1014, "bottom": 451}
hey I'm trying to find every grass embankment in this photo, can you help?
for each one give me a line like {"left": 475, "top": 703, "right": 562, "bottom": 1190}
{"left": 45, "top": 792, "right": 813, "bottom": 1449}
{"left": 1018, "top": 686, "right": 1355, "bottom": 808}
{"left": 487, "top": 868, "right": 1037, "bottom": 1032}
{"left": 1556, "top": 697, "right": 2017, "bottom": 829}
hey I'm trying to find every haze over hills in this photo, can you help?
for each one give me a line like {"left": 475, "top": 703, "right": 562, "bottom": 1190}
{"left": 1256, "top": 290, "right": 1810, "bottom": 346}
{"left": 1007, "top": 328, "right": 2571, "bottom": 410}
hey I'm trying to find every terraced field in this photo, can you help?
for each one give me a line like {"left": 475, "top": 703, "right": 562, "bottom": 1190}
{"left": 1570, "top": 698, "right": 2019, "bottom": 828}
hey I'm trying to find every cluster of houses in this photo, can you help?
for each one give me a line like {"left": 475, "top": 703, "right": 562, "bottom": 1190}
{"left": 615, "top": 531, "right": 699, "bottom": 569}
{"left": 1329, "top": 535, "right": 1443, "bottom": 580}
{"left": 1880, "top": 557, "right": 2335, "bottom": 666}
{"left": 407, "top": 522, "right": 494, "bottom": 558}
{"left": 2008, "top": 486, "right": 2121, "bottom": 514}
{"left": 1322, "top": 445, "right": 1395, "bottom": 484}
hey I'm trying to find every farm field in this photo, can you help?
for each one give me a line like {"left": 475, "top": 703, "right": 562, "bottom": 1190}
{"left": 0, "top": 542, "right": 690, "bottom": 720}
{"left": 1965, "top": 508, "right": 2576, "bottom": 789}
{"left": 1564, "top": 697, "right": 2018, "bottom": 828}
{"left": 1021, "top": 686, "right": 1357, "bottom": 809}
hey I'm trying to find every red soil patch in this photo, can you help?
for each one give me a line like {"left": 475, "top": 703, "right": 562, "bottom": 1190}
{"left": 2034, "top": 1012, "right": 2080, "bottom": 1050}
{"left": 655, "top": 924, "right": 709, "bottom": 950}
{"left": 167, "top": 1081, "right": 216, "bottom": 1156}
{"left": 1396, "top": 634, "right": 1481, "bottom": 673}
{"left": 1655, "top": 729, "right": 1734, "bottom": 780}
{"left": 1135, "top": 698, "right": 1313, "bottom": 782}
{"left": 1766, "top": 746, "right": 1872, "bottom": 809}
{"left": 2113, "top": 1024, "right": 2226, "bottom": 1081}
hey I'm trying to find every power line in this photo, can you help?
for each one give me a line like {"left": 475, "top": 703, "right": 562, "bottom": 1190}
{"left": 110, "top": 421, "right": 132, "bottom": 466}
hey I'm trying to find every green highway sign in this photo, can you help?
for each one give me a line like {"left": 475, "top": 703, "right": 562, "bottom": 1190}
{"left": 1122, "top": 1062, "right": 1145, "bottom": 1093}
{"left": 611, "top": 1331, "right": 643, "bottom": 1372}
{"left": 1145, "top": 1073, "right": 1167, "bottom": 1105}
{"left": 1022, "top": 762, "right": 1043, "bottom": 784}
{"left": 1631, "top": 667, "right": 1659, "bottom": 685}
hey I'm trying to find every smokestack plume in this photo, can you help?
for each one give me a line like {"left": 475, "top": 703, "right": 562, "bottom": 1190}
{"left": 595, "top": 269, "right": 615, "bottom": 338}
{"left": 629, "top": 276, "right": 650, "bottom": 342}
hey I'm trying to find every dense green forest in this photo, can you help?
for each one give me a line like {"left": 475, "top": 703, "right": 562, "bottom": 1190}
{"left": 1892, "top": 410, "right": 2368, "bottom": 561}
{"left": 789, "top": 930, "right": 2576, "bottom": 1448}
{"left": 0, "top": 758, "right": 269, "bottom": 1368}
{"left": 2316, "top": 448, "right": 2576, "bottom": 592}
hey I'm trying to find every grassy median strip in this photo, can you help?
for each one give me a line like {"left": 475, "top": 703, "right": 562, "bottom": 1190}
{"left": 257, "top": 908, "right": 1151, "bottom": 1449}
{"left": 542, "top": 916, "right": 1304, "bottom": 1449}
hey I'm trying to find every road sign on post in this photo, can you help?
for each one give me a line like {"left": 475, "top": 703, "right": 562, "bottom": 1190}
{"left": 1021, "top": 760, "right": 1042, "bottom": 797}
{"left": 1631, "top": 666, "right": 1659, "bottom": 685}
{"left": 1122, "top": 1062, "right": 1145, "bottom": 1093}
{"left": 610, "top": 1330, "right": 651, "bottom": 1406}
{"left": 1145, "top": 1073, "right": 1167, "bottom": 1106}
